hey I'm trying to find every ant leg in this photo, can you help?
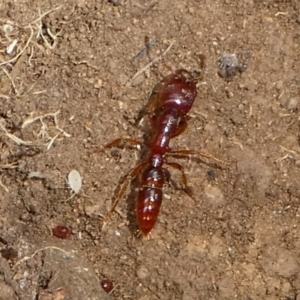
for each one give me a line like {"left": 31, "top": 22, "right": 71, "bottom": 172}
{"left": 166, "top": 161, "right": 195, "bottom": 200}
{"left": 147, "top": 85, "right": 162, "bottom": 117}
{"left": 104, "top": 138, "right": 142, "bottom": 149}
{"left": 163, "top": 167, "right": 181, "bottom": 191}
{"left": 163, "top": 168, "right": 171, "bottom": 186}
{"left": 170, "top": 116, "right": 191, "bottom": 138}
{"left": 112, "top": 162, "right": 147, "bottom": 211}
{"left": 102, "top": 162, "right": 147, "bottom": 229}
{"left": 94, "top": 138, "right": 143, "bottom": 155}
{"left": 167, "top": 149, "right": 228, "bottom": 166}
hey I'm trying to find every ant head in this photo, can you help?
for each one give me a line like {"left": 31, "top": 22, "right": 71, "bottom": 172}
{"left": 161, "top": 69, "right": 198, "bottom": 116}
{"left": 172, "top": 69, "right": 201, "bottom": 85}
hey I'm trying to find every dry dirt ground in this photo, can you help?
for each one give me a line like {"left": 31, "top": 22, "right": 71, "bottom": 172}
{"left": 0, "top": 0, "right": 300, "bottom": 299}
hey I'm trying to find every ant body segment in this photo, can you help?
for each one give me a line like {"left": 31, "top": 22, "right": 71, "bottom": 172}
{"left": 104, "top": 66, "right": 222, "bottom": 237}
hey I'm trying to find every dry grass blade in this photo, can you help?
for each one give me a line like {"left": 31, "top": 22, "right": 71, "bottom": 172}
{"left": 0, "top": 162, "right": 18, "bottom": 169}
{"left": 20, "top": 110, "right": 71, "bottom": 150}
{"left": 0, "top": 6, "right": 63, "bottom": 67}
{"left": 14, "top": 246, "right": 73, "bottom": 268}
{"left": 0, "top": 26, "right": 34, "bottom": 67}
{"left": 0, "top": 177, "right": 9, "bottom": 192}
{"left": 0, "top": 123, "right": 35, "bottom": 146}
{"left": 126, "top": 41, "right": 175, "bottom": 87}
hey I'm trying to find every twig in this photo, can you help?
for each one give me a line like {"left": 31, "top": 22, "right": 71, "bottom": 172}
{"left": 22, "top": 110, "right": 71, "bottom": 138}
{"left": 27, "top": 6, "right": 62, "bottom": 26}
{"left": 275, "top": 12, "right": 288, "bottom": 17}
{"left": 0, "top": 25, "right": 34, "bottom": 67}
{"left": 0, "top": 177, "right": 9, "bottom": 192}
{"left": 0, "top": 94, "right": 10, "bottom": 99}
{"left": 0, "top": 6, "right": 62, "bottom": 67}
{"left": 0, "top": 123, "right": 35, "bottom": 146}
{"left": 14, "top": 246, "right": 73, "bottom": 268}
{"left": 46, "top": 133, "right": 60, "bottom": 151}
{"left": 53, "top": 111, "right": 71, "bottom": 138}
{"left": 0, "top": 162, "right": 18, "bottom": 169}
{"left": 132, "top": 38, "right": 159, "bottom": 61}
{"left": 21, "top": 110, "right": 71, "bottom": 149}
{"left": 35, "top": 8, "right": 61, "bottom": 50}
{"left": 279, "top": 145, "right": 298, "bottom": 155}
{"left": 1, "top": 67, "right": 18, "bottom": 95}
{"left": 126, "top": 41, "right": 175, "bottom": 87}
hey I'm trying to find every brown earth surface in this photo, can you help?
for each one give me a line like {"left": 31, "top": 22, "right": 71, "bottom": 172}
{"left": 1, "top": 0, "right": 300, "bottom": 299}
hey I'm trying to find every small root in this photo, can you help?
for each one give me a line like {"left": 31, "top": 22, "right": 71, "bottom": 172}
{"left": 0, "top": 178, "right": 9, "bottom": 192}
{"left": 14, "top": 246, "right": 74, "bottom": 268}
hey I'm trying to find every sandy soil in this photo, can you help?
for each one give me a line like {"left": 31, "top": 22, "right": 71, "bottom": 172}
{"left": 1, "top": 0, "right": 300, "bottom": 299}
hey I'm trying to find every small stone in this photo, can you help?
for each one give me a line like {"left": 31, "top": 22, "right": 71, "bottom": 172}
{"left": 287, "top": 97, "right": 298, "bottom": 110}
{"left": 136, "top": 266, "right": 149, "bottom": 279}
{"left": 94, "top": 79, "right": 103, "bottom": 89}
{"left": 203, "top": 185, "right": 225, "bottom": 207}
{"left": 275, "top": 80, "right": 283, "bottom": 90}
{"left": 84, "top": 203, "right": 101, "bottom": 217}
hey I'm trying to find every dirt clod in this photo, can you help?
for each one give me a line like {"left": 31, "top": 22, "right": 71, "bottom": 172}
{"left": 136, "top": 266, "right": 149, "bottom": 280}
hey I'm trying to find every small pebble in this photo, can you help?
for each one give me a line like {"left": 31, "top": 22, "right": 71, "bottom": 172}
{"left": 287, "top": 97, "right": 298, "bottom": 110}
{"left": 203, "top": 185, "right": 225, "bottom": 207}
{"left": 275, "top": 80, "right": 283, "bottom": 90}
{"left": 136, "top": 266, "right": 149, "bottom": 279}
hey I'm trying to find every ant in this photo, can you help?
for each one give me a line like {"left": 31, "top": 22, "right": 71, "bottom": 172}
{"left": 103, "top": 60, "right": 224, "bottom": 237}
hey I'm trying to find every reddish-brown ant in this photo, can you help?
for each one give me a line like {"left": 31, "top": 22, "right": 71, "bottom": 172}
{"left": 103, "top": 62, "right": 223, "bottom": 237}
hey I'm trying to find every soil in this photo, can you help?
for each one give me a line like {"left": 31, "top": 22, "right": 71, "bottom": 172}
{"left": 1, "top": 0, "right": 300, "bottom": 299}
